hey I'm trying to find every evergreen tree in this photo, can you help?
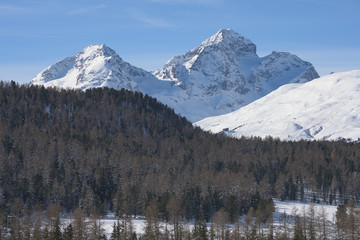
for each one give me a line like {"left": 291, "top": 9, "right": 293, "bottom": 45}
{"left": 110, "top": 222, "right": 119, "bottom": 240}
{"left": 192, "top": 220, "right": 207, "bottom": 240}
{"left": 50, "top": 216, "right": 63, "bottom": 240}
{"left": 64, "top": 223, "right": 74, "bottom": 240}
{"left": 209, "top": 222, "right": 215, "bottom": 240}
{"left": 42, "top": 225, "right": 50, "bottom": 240}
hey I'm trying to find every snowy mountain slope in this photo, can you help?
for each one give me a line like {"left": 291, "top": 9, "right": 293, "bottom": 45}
{"left": 195, "top": 70, "right": 360, "bottom": 141}
{"left": 31, "top": 44, "right": 172, "bottom": 95}
{"left": 31, "top": 29, "right": 319, "bottom": 122}
{"left": 153, "top": 29, "right": 319, "bottom": 121}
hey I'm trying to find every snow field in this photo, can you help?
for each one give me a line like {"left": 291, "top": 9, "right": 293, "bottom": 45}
{"left": 196, "top": 70, "right": 360, "bottom": 141}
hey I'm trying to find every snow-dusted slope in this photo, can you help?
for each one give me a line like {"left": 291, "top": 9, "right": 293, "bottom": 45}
{"left": 196, "top": 70, "right": 360, "bottom": 141}
{"left": 31, "top": 29, "right": 319, "bottom": 122}
{"left": 153, "top": 29, "right": 319, "bottom": 121}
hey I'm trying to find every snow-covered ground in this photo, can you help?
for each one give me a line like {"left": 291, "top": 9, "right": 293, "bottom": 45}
{"left": 196, "top": 70, "right": 360, "bottom": 141}
{"left": 273, "top": 199, "right": 338, "bottom": 223}
{"left": 100, "top": 215, "right": 147, "bottom": 237}
{"left": 60, "top": 200, "right": 339, "bottom": 237}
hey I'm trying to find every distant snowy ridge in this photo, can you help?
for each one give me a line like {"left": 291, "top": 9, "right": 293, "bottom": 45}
{"left": 31, "top": 29, "right": 319, "bottom": 122}
{"left": 195, "top": 70, "right": 360, "bottom": 141}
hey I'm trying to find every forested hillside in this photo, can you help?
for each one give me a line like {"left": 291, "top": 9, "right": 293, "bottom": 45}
{"left": 1, "top": 81, "right": 360, "bottom": 224}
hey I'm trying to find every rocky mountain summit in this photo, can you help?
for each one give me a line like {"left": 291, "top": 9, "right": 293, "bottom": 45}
{"left": 153, "top": 29, "right": 319, "bottom": 121}
{"left": 31, "top": 29, "right": 319, "bottom": 122}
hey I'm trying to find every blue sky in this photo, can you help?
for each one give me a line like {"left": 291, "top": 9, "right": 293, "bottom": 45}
{"left": 0, "top": 0, "right": 359, "bottom": 84}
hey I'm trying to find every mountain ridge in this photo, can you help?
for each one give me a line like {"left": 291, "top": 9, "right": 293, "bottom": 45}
{"left": 152, "top": 29, "right": 319, "bottom": 121}
{"left": 31, "top": 29, "right": 319, "bottom": 122}
{"left": 31, "top": 44, "right": 163, "bottom": 92}
{"left": 196, "top": 70, "right": 360, "bottom": 141}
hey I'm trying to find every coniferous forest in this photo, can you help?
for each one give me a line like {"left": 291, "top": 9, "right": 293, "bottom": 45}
{"left": 1, "top": 81, "right": 360, "bottom": 239}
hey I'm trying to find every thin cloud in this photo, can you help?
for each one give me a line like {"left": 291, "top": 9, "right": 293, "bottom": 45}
{"left": 66, "top": 4, "right": 107, "bottom": 15}
{"left": 128, "top": 9, "right": 172, "bottom": 27}
{"left": 0, "top": 4, "right": 31, "bottom": 15}
{"left": 0, "top": 2, "right": 107, "bottom": 16}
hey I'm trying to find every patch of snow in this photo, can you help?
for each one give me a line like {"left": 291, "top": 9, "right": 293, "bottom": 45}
{"left": 273, "top": 199, "right": 338, "bottom": 223}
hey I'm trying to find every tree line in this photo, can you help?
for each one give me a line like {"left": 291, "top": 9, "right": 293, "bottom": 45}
{"left": 0, "top": 81, "right": 359, "bottom": 238}
{"left": 2, "top": 199, "right": 360, "bottom": 239}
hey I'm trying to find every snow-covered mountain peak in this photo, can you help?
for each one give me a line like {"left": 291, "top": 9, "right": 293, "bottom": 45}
{"left": 79, "top": 44, "right": 118, "bottom": 59}
{"left": 153, "top": 29, "right": 260, "bottom": 85}
{"left": 153, "top": 29, "right": 318, "bottom": 121}
{"left": 200, "top": 28, "right": 257, "bottom": 57}
{"left": 30, "top": 44, "right": 157, "bottom": 91}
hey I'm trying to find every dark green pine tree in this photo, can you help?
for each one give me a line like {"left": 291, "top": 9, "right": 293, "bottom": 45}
{"left": 224, "top": 229, "right": 231, "bottom": 240}
{"left": 64, "top": 223, "right": 74, "bottom": 240}
{"left": 208, "top": 222, "right": 215, "bottom": 240}
{"left": 192, "top": 220, "right": 207, "bottom": 240}
{"left": 131, "top": 232, "right": 137, "bottom": 240}
{"left": 111, "top": 220, "right": 121, "bottom": 240}
{"left": 50, "top": 216, "right": 63, "bottom": 240}
{"left": 42, "top": 226, "right": 50, "bottom": 240}
{"left": 110, "top": 222, "right": 117, "bottom": 240}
